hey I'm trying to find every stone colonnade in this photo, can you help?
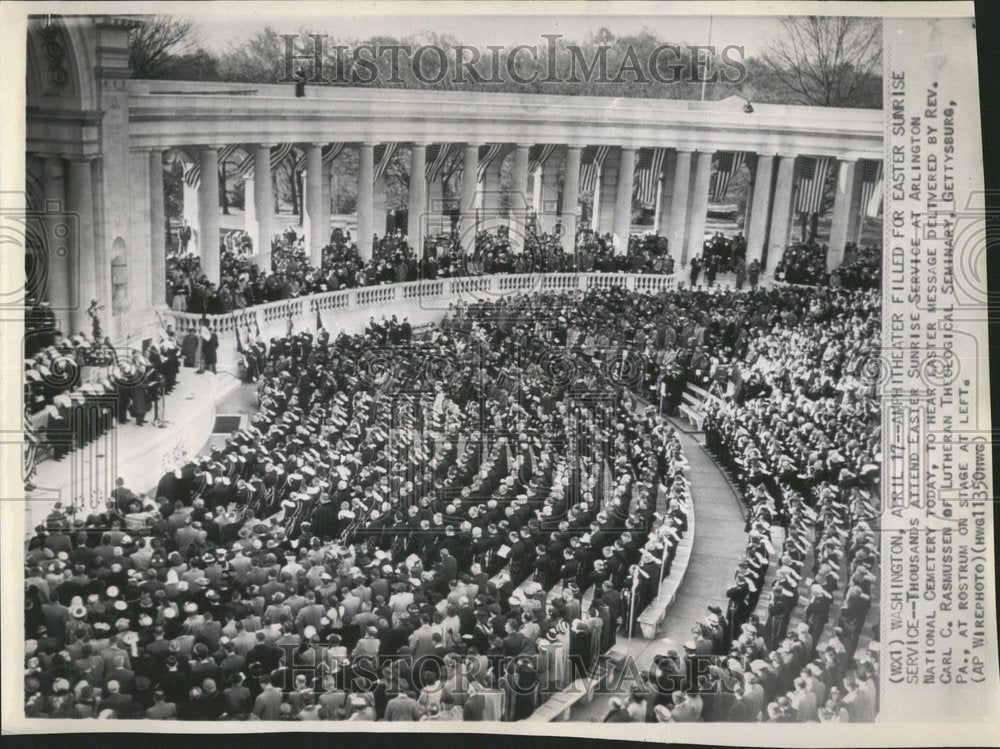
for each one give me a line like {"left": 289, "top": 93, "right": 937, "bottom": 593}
{"left": 32, "top": 142, "right": 875, "bottom": 330}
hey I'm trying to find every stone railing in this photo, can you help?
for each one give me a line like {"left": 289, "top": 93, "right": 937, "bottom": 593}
{"left": 160, "top": 272, "right": 676, "bottom": 367}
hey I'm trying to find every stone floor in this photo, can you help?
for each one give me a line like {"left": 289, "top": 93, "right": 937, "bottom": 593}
{"left": 569, "top": 422, "right": 748, "bottom": 721}
{"left": 26, "top": 367, "right": 241, "bottom": 529}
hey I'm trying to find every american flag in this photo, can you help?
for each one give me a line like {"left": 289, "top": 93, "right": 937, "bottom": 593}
{"left": 580, "top": 145, "right": 610, "bottom": 194}
{"left": 710, "top": 151, "right": 746, "bottom": 202}
{"left": 183, "top": 158, "right": 201, "bottom": 188}
{"left": 477, "top": 144, "right": 504, "bottom": 182}
{"left": 269, "top": 143, "right": 294, "bottom": 172}
{"left": 322, "top": 143, "right": 345, "bottom": 167}
{"left": 23, "top": 410, "right": 39, "bottom": 485}
{"left": 859, "top": 159, "right": 883, "bottom": 218}
{"left": 794, "top": 156, "right": 832, "bottom": 214}
{"left": 236, "top": 152, "right": 255, "bottom": 181}
{"left": 183, "top": 143, "right": 240, "bottom": 188}
{"left": 529, "top": 144, "right": 556, "bottom": 175}
{"left": 239, "top": 143, "right": 333, "bottom": 181}
{"left": 373, "top": 143, "right": 398, "bottom": 182}
{"left": 634, "top": 147, "right": 666, "bottom": 205}
{"left": 425, "top": 144, "right": 452, "bottom": 182}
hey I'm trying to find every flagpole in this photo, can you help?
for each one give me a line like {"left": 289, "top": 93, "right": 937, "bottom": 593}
{"left": 701, "top": 15, "right": 714, "bottom": 102}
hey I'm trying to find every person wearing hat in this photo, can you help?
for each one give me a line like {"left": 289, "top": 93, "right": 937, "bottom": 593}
{"left": 97, "top": 679, "right": 134, "bottom": 718}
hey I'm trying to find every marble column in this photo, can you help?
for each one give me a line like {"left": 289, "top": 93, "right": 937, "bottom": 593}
{"left": 147, "top": 151, "right": 166, "bottom": 307}
{"left": 69, "top": 158, "right": 97, "bottom": 333}
{"left": 509, "top": 143, "right": 531, "bottom": 253}
{"left": 304, "top": 143, "right": 324, "bottom": 266}
{"left": 197, "top": 145, "right": 221, "bottom": 283}
{"left": 129, "top": 149, "right": 153, "bottom": 311}
{"left": 597, "top": 148, "right": 620, "bottom": 234}
{"left": 827, "top": 158, "right": 857, "bottom": 270}
{"left": 766, "top": 155, "right": 797, "bottom": 269}
{"left": 746, "top": 153, "right": 775, "bottom": 265}
{"left": 252, "top": 144, "right": 275, "bottom": 271}
{"left": 357, "top": 143, "right": 375, "bottom": 261}
{"left": 408, "top": 143, "right": 427, "bottom": 256}
{"left": 182, "top": 177, "right": 199, "bottom": 254}
{"left": 460, "top": 143, "right": 480, "bottom": 249}
{"left": 560, "top": 145, "right": 581, "bottom": 253}
{"left": 685, "top": 150, "right": 714, "bottom": 265}
{"left": 655, "top": 150, "right": 677, "bottom": 237}
{"left": 481, "top": 151, "right": 505, "bottom": 215}
{"left": 539, "top": 146, "right": 564, "bottom": 234}
{"left": 613, "top": 146, "right": 637, "bottom": 254}
{"left": 321, "top": 159, "right": 332, "bottom": 247}
{"left": 668, "top": 150, "right": 693, "bottom": 264}
{"left": 847, "top": 160, "right": 868, "bottom": 244}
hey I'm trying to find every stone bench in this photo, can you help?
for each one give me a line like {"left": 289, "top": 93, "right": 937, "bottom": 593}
{"left": 527, "top": 649, "right": 629, "bottom": 722}
{"left": 636, "top": 506, "right": 697, "bottom": 639}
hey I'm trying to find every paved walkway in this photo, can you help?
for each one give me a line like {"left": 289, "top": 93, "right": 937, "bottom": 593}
{"left": 570, "top": 422, "right": 747, "bottom": 721}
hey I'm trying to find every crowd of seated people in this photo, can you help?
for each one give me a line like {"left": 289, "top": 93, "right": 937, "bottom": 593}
{"left": 22, "top": 272, "right": 880, "bottom": 723}
{"left": 595, "top": 286, "right": 881, "bottom": 723}
{"left": 773, "top": 241, "right": 882, "bottom": 290}
{"left": 23, "top": 288, "right": 705, "bottom": 722}
{"left": 833, "top": 244, "right": 881, "bottom": 290}
{"left": 773, "top": 241, "right": 829, "bottom": 286}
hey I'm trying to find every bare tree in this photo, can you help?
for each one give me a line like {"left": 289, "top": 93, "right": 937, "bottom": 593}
{"left": 761, "top": 17, "right": 882, "bottom": 108}
{"left": 128, "top": 16, "right": 199, "bottom": 79}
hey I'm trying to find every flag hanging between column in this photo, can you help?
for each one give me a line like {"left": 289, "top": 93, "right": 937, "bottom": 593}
{"left": 528, "top": 144, "right": 556, "bottom": 175}
{"left": 216, "top": 143, "right": 240, "bottom": 168}
{"left": 710, "top": 151, "right": 746, "bottom": 202}
{"left": 269, "top": 143, "right": 294, "bottom": 172}
{"left": 794, "top": 156, "right": 832, "bottom": 214}
{"left": 476, "top": 144, "right": 503, "bottom": 182}
{"left": 372, "top": 143, "right": 397, "bottom": 182}
{"left": 859, "top": 159, "right": 883, "bottom": 217}
{"left": 580, "top": 146, "right": 610, "bottom": 194}
{"left": 425, "top": 144, "right": 452, "bottom": 182}
{"left": 634, "top": 147, "right": 666, "bottom": 205}
{"left": 236, "top": 153, "right": 255, "bottom": 181}
{"left": 183, "top": 159, "right": 201, "bottom": 189}
{"left": 322, "top": 143, "right": 345, "bottom": 167}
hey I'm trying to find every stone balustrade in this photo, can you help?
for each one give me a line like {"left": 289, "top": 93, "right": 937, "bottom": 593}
{"left": 160, "top": 272, "right": 676, "bottom": 369}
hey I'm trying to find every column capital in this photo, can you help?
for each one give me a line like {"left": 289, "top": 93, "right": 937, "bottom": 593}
{"left": 307, "top": 142, "right": 326, "bottom": 149}
{"left": 674, "top": 148, "right": 697, "bottom": 155}
{"left": 129, "top": 146, "right": 155, "bottom": 155}
{"left": 66, "top": 154, "right": 97, "bottom": 164}
{"left": 619, "top": 145, "right": 639, "bottom": 152}
{"left": 464, "top": 141, "right": 484, "bottom": 148}
{"left": 515, "top": 143, "right": 533, "bottom": 149}
{"left": 255, "top": 143, "right": 278, "bottom": 150}
{"left": 565, "top": 144, "right": 583, "bottom": 152}
{"left": 360, "top": 141, "right": 379, "bottom": 148}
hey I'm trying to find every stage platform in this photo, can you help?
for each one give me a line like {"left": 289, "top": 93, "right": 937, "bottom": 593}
{"left": 24, "top": 367, "right": 242, "bottom": 533}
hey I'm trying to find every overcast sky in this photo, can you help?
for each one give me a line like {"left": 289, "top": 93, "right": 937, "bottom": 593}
{"left": 187, "top": 13, "right": 784, "bottom": 59}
